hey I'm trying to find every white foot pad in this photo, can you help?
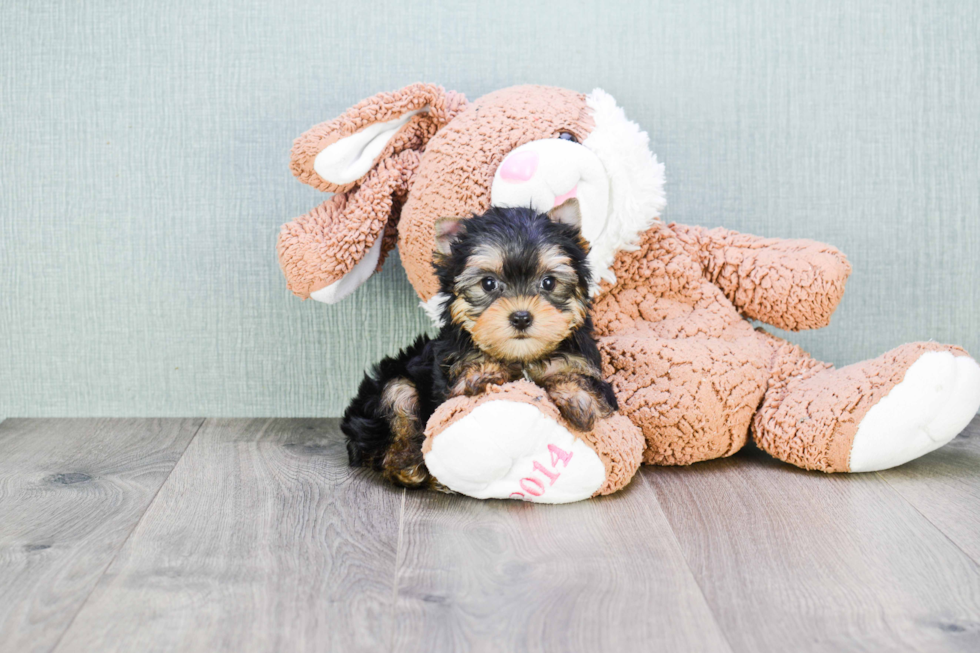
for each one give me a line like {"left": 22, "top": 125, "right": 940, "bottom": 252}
{"left": 423, "top": 400, "right": 606, "bottom": 503}
{"left": 850, "top": 352, "right": 980, "bottom": 472}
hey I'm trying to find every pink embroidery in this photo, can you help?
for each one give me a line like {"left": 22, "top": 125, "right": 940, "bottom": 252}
{"left": 548, "top": 444, "right": 573, "bottom": 468}
{"left": 533, "top": 461, "right": 559, "bottom": 485}
{"left": 520, "top": 477, "right": 544, "bottom": 496}
{"left": 513, "top": 444, "right": 574, "bottom": 501}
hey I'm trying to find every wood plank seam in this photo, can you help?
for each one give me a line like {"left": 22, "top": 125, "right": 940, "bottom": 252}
{"left": 638, "top": 470, "right": 736, "bottom": 653}
{"left": 386, "top": 488, "right": 407, "bottom": 653}
{"left": 43, "top": 418, "right": 207, "bottom": 653}
{"left": 876, "top": 470, "right": 980, "bottom": 571}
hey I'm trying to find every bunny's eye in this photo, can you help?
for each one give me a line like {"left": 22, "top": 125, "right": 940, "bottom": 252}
{"left": 557, "top": 131, "right": 578, "bottom": 143}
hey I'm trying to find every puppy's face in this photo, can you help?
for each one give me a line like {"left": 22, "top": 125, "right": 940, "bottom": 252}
{"left": 434, "top": 203, "right": 591, "bottom": 362}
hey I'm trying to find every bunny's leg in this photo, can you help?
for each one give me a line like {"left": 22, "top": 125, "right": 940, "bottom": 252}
{"left": 754, "top": 335, "right": 980, "bottom": 472}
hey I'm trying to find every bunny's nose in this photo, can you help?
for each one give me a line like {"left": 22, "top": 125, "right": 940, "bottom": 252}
{"left": 498, "top": 150, "right": 538, "bottom": 183}
{"left": 509, "top": 311, "right": 533, "bottom": 331}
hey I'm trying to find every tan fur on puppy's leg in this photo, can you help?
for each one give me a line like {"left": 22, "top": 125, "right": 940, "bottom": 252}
{"left": 449, "top": 356, "right": 522, "bottom": 397}
{"left": 526, "top": 356, "right": 615, "bottom": 433}
{"left": 380, "top": 379, "right": 432, "bottom": 488}
{"left": 542, "top": 375, "right": 613, "bottom": 432}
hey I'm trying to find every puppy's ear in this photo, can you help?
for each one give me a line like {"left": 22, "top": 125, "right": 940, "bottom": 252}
{"left": 547, "top": 198, "right": 582, "bottom": 230}
{"left": 434, "top": 217, "right": 467, "bottom": 255}
{"left": 291, "top": 83, "right": 468, "bottom": 193}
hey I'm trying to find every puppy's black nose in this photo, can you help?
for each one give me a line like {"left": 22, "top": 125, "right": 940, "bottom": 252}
{"left": 509, "top": 310, "right": 533, "bottom": 331}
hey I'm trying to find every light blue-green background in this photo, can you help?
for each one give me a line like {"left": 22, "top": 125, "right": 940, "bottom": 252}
{"left": 2, "top": 0, "right": 978, "bottom": 418}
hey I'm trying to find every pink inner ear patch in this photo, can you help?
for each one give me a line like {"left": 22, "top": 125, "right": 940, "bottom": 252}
{"left": 553, "top": 185, "right": 578, "bottom": 207}
{"left": 499, "top": 150, "right": 539, "bottom": 183}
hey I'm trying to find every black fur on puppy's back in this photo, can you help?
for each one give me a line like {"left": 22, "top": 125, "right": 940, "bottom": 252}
{"left": 341, "top": 335, "right": 446, "bottom": 470}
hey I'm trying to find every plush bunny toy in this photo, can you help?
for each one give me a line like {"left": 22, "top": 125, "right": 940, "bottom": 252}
{"left": 278, "top": 83, "right": 980, "bottom": 503}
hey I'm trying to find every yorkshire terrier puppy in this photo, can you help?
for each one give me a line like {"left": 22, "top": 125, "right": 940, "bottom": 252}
{"left": 341, "top": 200, "right": 617, "bottom": 489}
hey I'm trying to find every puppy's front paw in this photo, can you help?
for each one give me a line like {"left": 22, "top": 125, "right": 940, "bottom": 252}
{"left": 548, "top": 388, "right": 601, "bottom": 432}
{"left": 553, "top": 399, "right": 595, "bottom": 431}
{"left": 452, "top": 374, "right": 508, "bottom": 397}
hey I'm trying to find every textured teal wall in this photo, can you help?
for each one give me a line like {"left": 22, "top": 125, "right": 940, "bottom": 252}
{"left": 2, "top": 0, "right": 978, "bottom": 417}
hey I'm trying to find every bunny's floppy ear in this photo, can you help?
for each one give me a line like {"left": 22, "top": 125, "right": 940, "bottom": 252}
{"left": 278, "top": 84, "right": 468, "bottom": 302}
{"left": 290, "top": 83, "right": 467, "bottom": 193}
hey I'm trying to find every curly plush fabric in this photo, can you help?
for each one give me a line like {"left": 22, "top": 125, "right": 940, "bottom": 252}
{"left": 399, "top": 86, "right": 596, "bottom": 300}
{"left": 753, "top": 338, "right": 972, "bottom": 471}
{"left": 289, "top": 83, "right": 467, "bottom": 193}
{"left": 593, "top": 222, "right": 773, "bottom": 465}
{"left": 278, "top": 83, "right": 980, "bottom": 498}
{"left": 592, "top": 220, "right": 974, "bottom": 472}
{"left": 277, "top": 149, "right": 420, "bottom": 298}
{"left": 671, "top": 223, "right": 852, "bottom": 330}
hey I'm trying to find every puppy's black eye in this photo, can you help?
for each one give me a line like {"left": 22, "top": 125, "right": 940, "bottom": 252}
{"left": 557, "top": 131, "right": 578, "bottom": 143}
{"left": 481, "top": 277, "right": 498, "bottom": 292}
{"left": 541, "top": 276, "right": 556, "bottom": 292}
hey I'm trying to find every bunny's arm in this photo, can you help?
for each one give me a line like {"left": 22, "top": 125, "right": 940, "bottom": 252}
{"left": 670, "top": 223, "right": 851, "bottom": 331}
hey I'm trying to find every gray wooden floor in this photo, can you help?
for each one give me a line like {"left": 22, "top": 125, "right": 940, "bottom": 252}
{"left": 2, "top": 417, "right": 980, "bottom": 653}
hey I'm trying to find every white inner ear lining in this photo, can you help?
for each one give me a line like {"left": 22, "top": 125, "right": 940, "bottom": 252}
{"left": 314, "top": 107, "right": 429, "bottom": 185}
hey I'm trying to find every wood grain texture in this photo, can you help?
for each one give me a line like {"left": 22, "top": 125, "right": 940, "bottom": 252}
{"left": 0, "top": 418, "right": 202, "bottom": 653}
{"left": 390, "top": 474, "right": 732, "bottom": 652}
{"left": 4, "top": 417, "right": 980, "bottom": 652}
{"left": 878, "top": 415, "right": 980, "bottom": 566}
{"left": 52, "top": 419, "right": 402, "bottom": 653}
{"left": 645, "top": 444, "right": 980, "bottom": 652}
